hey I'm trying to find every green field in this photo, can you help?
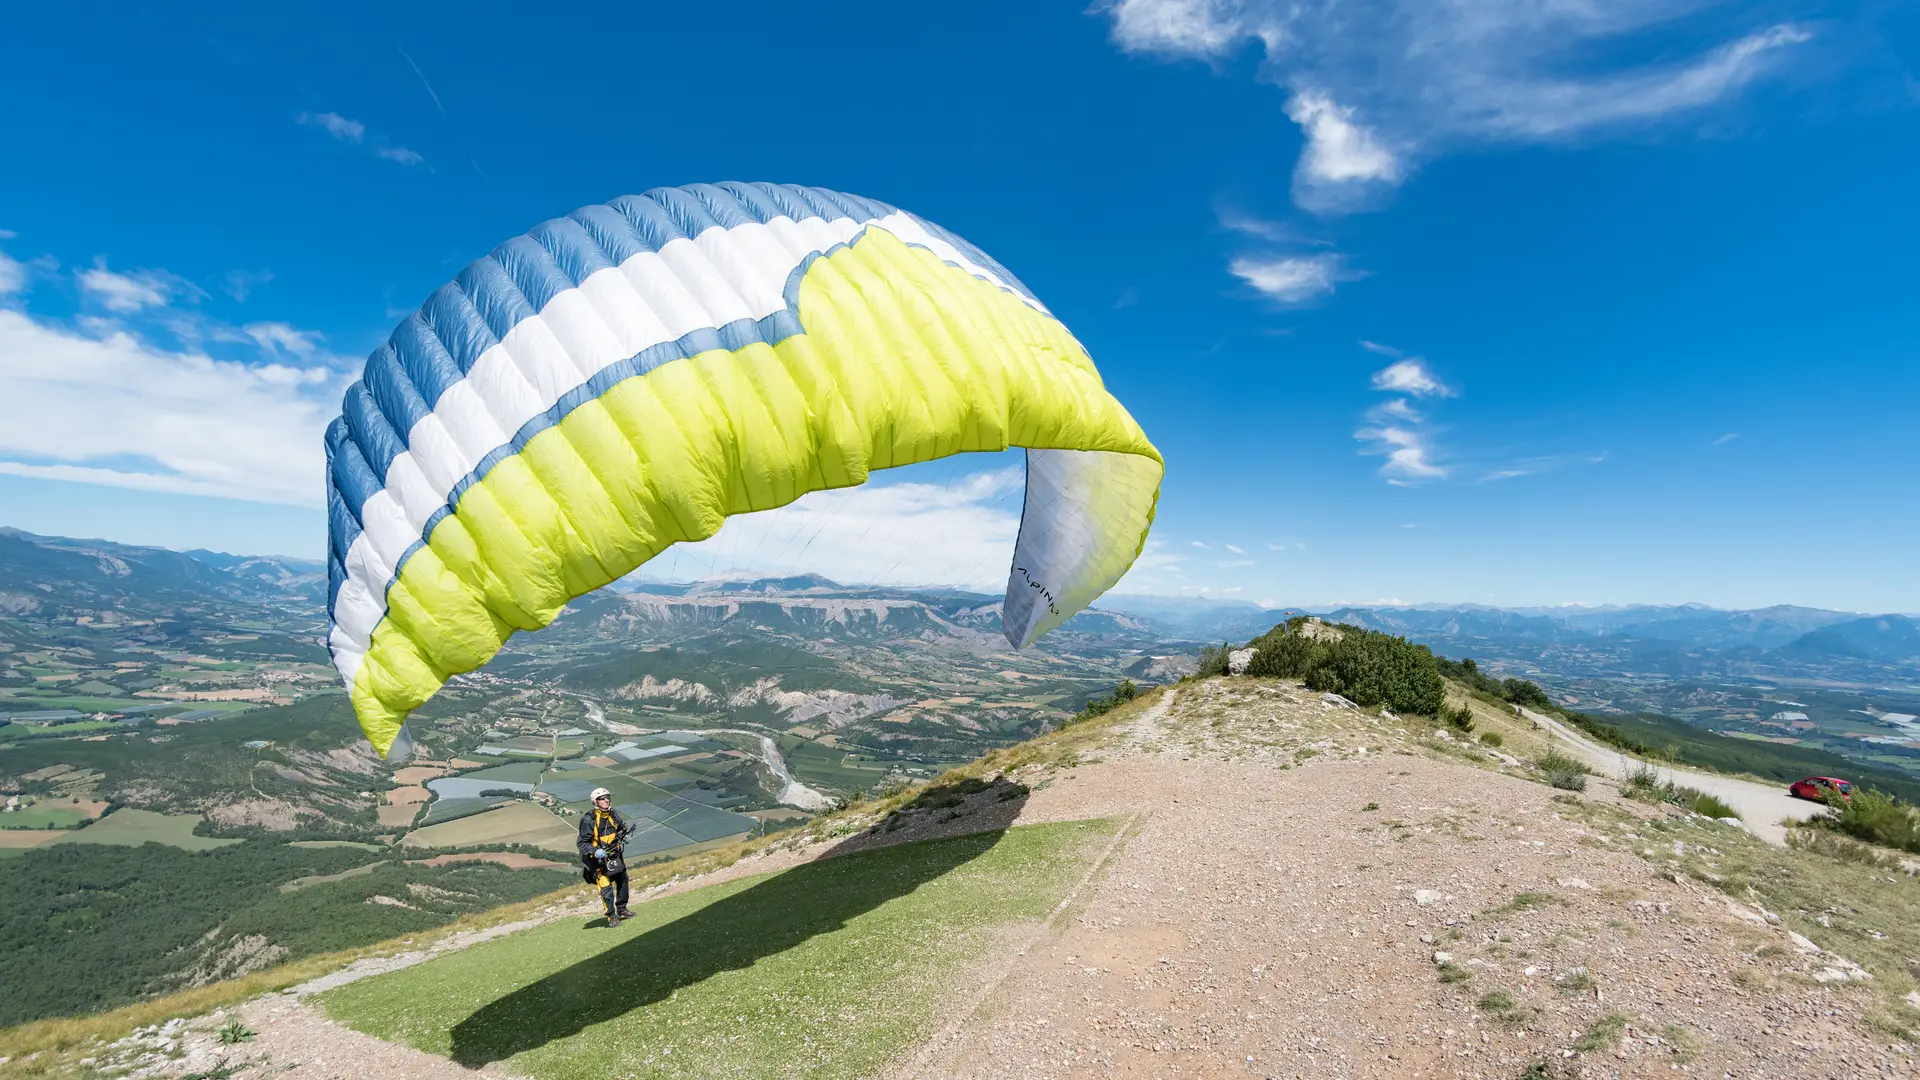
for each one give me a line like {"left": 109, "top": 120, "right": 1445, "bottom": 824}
{"left": 777, "top": 735, "right": 897, "bottom": 793}
{"left": 323, "top": 820, "right": 1121, "bottom": 1079}
{"left": 1, "top": 804, "right": 90, "bottom": 829}
{"left": 458, "top": 761, "right": 546, "bottom": 784}
{"left": 403, "top": 801, "right": 578, "bottom": 851}
{"left": 48, "top": 809, "right": 241, "bottom": 850}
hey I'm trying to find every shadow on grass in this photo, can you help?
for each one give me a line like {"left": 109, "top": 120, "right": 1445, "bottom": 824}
{"left": 448, "top": 783, "right": 1027, "bottom": 1066}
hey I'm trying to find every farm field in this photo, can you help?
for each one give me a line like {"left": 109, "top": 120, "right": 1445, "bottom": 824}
{"left": 402, "top": 801, "right": 578, "bottom": 851}
{"left": 47, "top": 809, "right": 242, "bottom": 850}
{"left": 0, "top": 829, "right": 65, "bottom": 855}
{"left": 1, "top": 800, "right": 105, "bottom": 828}
{"left": 321, "top": 819, "right": 1122, "bottom": 1079}
{"left": 379, "top": 802, "right": 425, "bottom": 828}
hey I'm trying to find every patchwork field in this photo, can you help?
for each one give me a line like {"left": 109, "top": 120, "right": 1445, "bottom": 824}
{"left": 0, "top": 829, "right": 64, "bottom": 855}
{"left": 47, "top": 809, "right": 241, "bottom": 850}
{"left": 401, "top": 801, "right": 577, "bottom": 851}
{"left": 321, "top": 819, "right": 1122, "bottom": 1079}
{"left": 1, "top": 802, "right": 99, "bottom": 829}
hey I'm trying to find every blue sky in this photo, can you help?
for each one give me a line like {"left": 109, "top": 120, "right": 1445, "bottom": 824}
{"left": 1, "top": 1, "right": 1915, "bottom": 612}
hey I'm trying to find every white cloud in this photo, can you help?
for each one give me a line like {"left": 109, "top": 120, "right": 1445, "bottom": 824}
{"left": 1217, "top": 206, "right": 1327, "bottom": 245}
{"left": 1228, "top": 253, "right": 1352, "bottom": 303}
{"left": 0, "top": 310, "right": 342, "bottom": 505}
{"left": 1370, "top": 358, "right": 1453, "bottom": 397}
{"left": 1105, "top": 1, "right": 1813, "bottom": 211}
{"left": 244, "top": 321, "right": 325, "bottom": 357}
{"left": 1284, "top": 92, "right": 1400, "bottom": 210}
{"left": 662, "top": 468, "right": 1026, "bottom": 591}
{"left": 0, "top": 249, "right": 24, "bottom": 297}
{"left": 1713, "top": 432, "right": 1739, "bottom": 445}
{"left": 1224, "top": 543, "right": 1245, "bottom": 554}
{"left": 1356, "top": 344, "right": 1454, "bottom": 483}
{"left": 299, "top": 112, "right": 425, "bottom": 167}
{"left": 1355, "top": 423, "right": 1448, "bottom": 482}
{"left": 1374, "top": 398, "right": 1422, "bottom": 421}
{"left": 224, "top": 269, "right": 273, "bottom": 301}
{"left": 300, "top": 111, "right": 365, "bottom": 143}
{"left": 376, "top": 145, "right": 425, "bottom": 166}
{"left": 1191, "top": 540, "right": 1210, "bottom": 549}
{"left": 75, "top": 260, "right": 200, "bottom": 314}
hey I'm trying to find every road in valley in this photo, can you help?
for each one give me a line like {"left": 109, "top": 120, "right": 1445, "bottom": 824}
{"left": 1522, "top": 706, "right": 1825, "bottom": 846}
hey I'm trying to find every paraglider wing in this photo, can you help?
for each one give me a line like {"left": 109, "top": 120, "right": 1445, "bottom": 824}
{"left": 325, "top": 183, "right": 1161, "bottom": 759}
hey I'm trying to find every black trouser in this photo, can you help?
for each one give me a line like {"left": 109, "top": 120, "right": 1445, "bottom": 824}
{"left": 600, "top": 869, "right": 629, "bottom": 915}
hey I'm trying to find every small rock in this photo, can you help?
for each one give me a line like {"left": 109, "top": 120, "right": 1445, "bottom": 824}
{"left": 1904, "top": 990, "right": 1920, "bottom": 1012}
{"left": 1432, "top": 951, "right": 1453, "bottom": 965}
{"left": 1227, "top": 648, "right": 1257, "bottom": 676}
{"left": 1717, "top": 817, "right": 1744, "bottom": 828}
{"left": 1787, "top": 930, "right": 1822, "bottom": 955}
{"left": 1556, "top": 876, "right": 1593, "bottom": 891}
{"left": 1413, "top": 889, "right": 1444, "bottom": 906}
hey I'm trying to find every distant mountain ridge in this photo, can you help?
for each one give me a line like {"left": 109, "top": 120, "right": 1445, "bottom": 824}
{"left": 0, "top": 528, "right": 325, "bottom": 614}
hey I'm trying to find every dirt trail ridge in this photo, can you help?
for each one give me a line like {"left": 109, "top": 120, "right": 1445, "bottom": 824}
{"left": 1523, "top": 706, "right": 1824, "bottom": 846}
{"left": 66, "top": 680, "right": 1919, "bottom": 1080}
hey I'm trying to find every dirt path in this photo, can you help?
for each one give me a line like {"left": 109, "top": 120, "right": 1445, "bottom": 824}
{"left": 897, "top": 681, "right": 1915, "bottom": 1079}
{"left": 1523, "top": 706, "right": 1823, "bottom": 845}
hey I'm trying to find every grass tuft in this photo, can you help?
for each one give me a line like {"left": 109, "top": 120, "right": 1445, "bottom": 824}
{"left": 1573, "top": 1012, "right": 1632, "bottom": 1053}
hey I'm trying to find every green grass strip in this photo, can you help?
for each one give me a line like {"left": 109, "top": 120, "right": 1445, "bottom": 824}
{"left": 322, "top": 819, "right": 1121, "bottom": 1079}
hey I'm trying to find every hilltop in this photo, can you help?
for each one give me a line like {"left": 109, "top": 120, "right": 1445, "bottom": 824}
{"left": 12, "top": 674, "right": 1917, "bottom": 1080}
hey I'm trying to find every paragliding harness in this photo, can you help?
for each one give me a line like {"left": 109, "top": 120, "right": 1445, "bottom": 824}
{"left": 582, "top": 808, "right": 629, "bottom": 887}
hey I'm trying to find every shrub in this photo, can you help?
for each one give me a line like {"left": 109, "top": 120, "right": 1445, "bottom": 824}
{"left": 1621, "top": 766, "right": 1739, "bottom": 821}
{"left": 1534, "top": 750, "right": 1590, "bottom": 791}
{"left": 1244, "top": 618, "right": 1445, "bottom": 716}
{"left": 1824, "top": 788, "right": 1920, "bottom": 855}
{"left": 1192, "top": 644, "right": 1231, "bottom": 679}
{"left": 1479, "top": 731, "right": 1504, "bottom": 748}
{"left": 1066, "top": 680, "right": 1139, "bottom": 726}
{"left": 1501, "top": 678, "right": 1554, "bottom": 710}
{"left": 1442, "top": 705, "right": 1475, "bottom": 733}
{"left": 1686, "top": 790, "right": 1738, "bottom": 820}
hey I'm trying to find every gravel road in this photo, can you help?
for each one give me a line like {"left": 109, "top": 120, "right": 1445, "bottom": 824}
{"left": 1521, "top": 706, "right": 1824, "bottom": 845}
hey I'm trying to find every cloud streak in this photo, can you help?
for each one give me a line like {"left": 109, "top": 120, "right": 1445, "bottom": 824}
{"left": 1355, "top": 344, "right": 1452, "bottom": 483}
{"left": 1228, "top": 252, "right": 1353, "bottom": 304}
{"left": 298, "top": 110, "right": 424, "bottom": 167}
{"left": 1104, "top": 0, "right": 1812, "bottom": 211}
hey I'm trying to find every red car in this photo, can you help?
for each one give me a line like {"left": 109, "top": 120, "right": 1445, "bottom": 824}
{"left": 1789, "top": 776, "right": 1853, "bottom": 803}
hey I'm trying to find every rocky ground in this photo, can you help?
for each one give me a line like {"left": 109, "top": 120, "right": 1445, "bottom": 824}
{"left": 897, "top": 681, "right": 1919, "bottom": 1078}
{"left": 17, "top": 678, "right": 1919, "bottom": 1080}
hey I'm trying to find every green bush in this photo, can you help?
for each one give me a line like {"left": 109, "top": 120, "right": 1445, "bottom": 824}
{"left": 1065, "top": 680, "right": 1139, "bottom": 726}
{"left": 1192, "top": 644, "right": 1231, "bottom": 679}
{"left": 1546, "top": 770, "right": 1588, "bottom": 792}
{"left": 1824, "top": 788, "right": 1920, "bottom": 855}
{"left": 1534, "top": 749, "right": 1590, "bottom": 791}
{"left": 1479, "top": 731, "right": 1504, "bottom": 748}
{"left": 1433, "top": 656, "right": 1553, "bottom": 712}
{"left": 1243, "top": 618, "right": 1445, "bottom": 716}
{"left": 1501, "top": 678, "right": 1554, "bottom": 710}
{"left": 1621, "top": 766, "right": 1740, "bottom": 821}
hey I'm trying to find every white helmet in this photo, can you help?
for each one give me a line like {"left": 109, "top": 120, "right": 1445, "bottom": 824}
{"left": 590, "top": 787, "right": 612, "bottom": 802}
